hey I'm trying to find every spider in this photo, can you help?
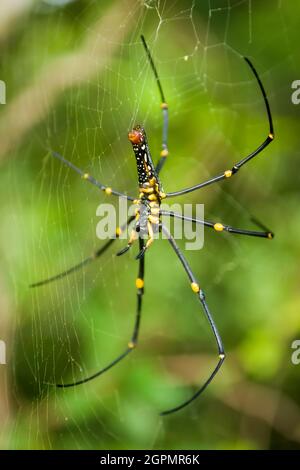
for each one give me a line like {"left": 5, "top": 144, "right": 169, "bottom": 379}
{"left": 31, "top": 35, "right": 274, "bottom": 416}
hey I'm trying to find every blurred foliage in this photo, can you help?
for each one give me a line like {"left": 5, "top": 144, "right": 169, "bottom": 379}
{"left": 0, "top": 0, "right": 299, "bottom": 450}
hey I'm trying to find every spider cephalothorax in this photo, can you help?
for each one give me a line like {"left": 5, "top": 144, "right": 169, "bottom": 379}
{"left": 31, "top": 35, "right": 274, "bottom": 416}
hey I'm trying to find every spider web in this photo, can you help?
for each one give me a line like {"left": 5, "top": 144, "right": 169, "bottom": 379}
{"left": 0, "top": 0, "right": 291, "bottom": 450}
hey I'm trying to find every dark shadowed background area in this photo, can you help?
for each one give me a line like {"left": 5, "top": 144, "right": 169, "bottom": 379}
{"left": 0, "top": 0, "right": 299, "bottom": 450}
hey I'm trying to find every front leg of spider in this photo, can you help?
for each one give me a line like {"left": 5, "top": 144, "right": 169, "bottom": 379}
{"left": 165, "top": 56, "right": 274, "bottom": 198}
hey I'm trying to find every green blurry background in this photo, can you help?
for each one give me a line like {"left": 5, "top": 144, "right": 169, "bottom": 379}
{"left": 0, "top": 0, "right": 299, "bottom": 450}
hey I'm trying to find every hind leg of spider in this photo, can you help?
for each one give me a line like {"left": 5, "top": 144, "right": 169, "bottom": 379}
{"left": 51, "top": 150, "right": 135, "bottom": 201}
{"left": 141, "top": 36, "right": 169, "bottom": 175}
{"left": 160, "top": 224, "right": 225, "bottom": 416}
{"left": 30, "top": 216, "right": 135, "bottom": 287}
{"left": 55, "top": 237, "right": 145, "bottom": 388}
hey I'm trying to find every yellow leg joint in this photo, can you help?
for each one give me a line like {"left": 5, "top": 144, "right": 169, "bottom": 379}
{"left": 82, "top": 173, "right": 90, "bottom": 180}
{"left": 105, "top": 187, "right": 112, "bottom": 195}
{"left": 219, "top": 353, "right": 225, "bottom": 360}
{"left": 269, "top": 133, "right": 274, "bottom": 140}
{"left": 161, "top": 102, "right": 168, "bottom": 110}
{"left": 159, "top": 191, "right": 166, "bottom": 199}
{"left": 140, "top": 187, "right": 154, "bottom": 194}
{"left": 116, "top": 227, "right": 122, "bottom": 237}
{"left": 128, "top": 341, "right": 136, "bottom": 349}
{"left": 191, "top": 282, "right": 200, "bottom": 293}
{"left": 136, "top": 278, "right": 144, "bottom": 289}
{"left": 146, "top": 238, "right": 154, "bottom": 248}
{"left": 214, "top": 223, "right": 224, "bottom": 232}
{"left": 224, "top": 170, "right": 232, "bottom": 178}
{"left": 148, "top": 215, "right": 159, "bottom": 224}
{"left": 128, "top": 229, "right": 137, "bottom": 245}
{"left": 267, "top": 232, "right": 274, "bottom": 239}
{"left": 160, "top": 149, "right": 169, "bottom": 157}
{"left": 151, "top": 208, "right": 160, "bottom": 215}
{"left": 149, "top": 177, "right": 157, "bottom": 187}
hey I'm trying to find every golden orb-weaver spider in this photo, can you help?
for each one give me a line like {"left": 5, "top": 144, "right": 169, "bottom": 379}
{"left": 31, "top": 36, "right": 274, "bottom": 415}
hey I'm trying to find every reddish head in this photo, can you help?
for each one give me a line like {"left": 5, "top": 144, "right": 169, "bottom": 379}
{"left": 128, "top": 124, "right": 159, "bottom": 187}
{"left": 128, "top": 125, "right": 145, "bottom": 145}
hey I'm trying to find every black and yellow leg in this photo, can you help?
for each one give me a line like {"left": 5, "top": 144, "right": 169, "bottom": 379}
{"left": 160, "top": 224, "right": 225, "bottom": 416}
{"left": 165, "top": 57, "right": 274, "bottom": 198}
{"left": 130, "top": 237, "right": 145, "bottom": 347}
{"left": 140, "top": 35, "right": 169, "bottom": 175}
{"left": 55, "top": 237, "right": 145, "bottom": 389}
{"left": 160, "top": 210, "right": 274, "bottom": 239}
{"left": 51, "top": 150, "right": 134, "bottom": 201}
{"left": 30, "top": 216, "right": 135, "bottom": 288}
{"left": 156, "top": 102, "right": 169, "bottom": 174}
{"left": 116, "top": 228, "right": 138, "bottom": 256}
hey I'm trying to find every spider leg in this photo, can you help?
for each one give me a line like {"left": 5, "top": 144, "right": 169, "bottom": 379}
{"left": 116, "top": 228, "right": 138, "bottom": 256}
{"left": 30, "top": 216, "right": 135, "bottom": 287}
{"left": 141, "top": 36, "right": 169, "bottom": 175}
{"left": 165, "top": 57, "right": 274, "bottom": 198}
{"left": 135, "top": 221, "right": 155, "bottom": 259}
{"left": 51, "top": 150, "right": 135, "bottom": 201}
{"left": 55, "top": 237, "right": 145, "bottom": 388}
{"left": 160, "top": 224, "right": 225, "bottom": 416}
{"left": 160, "top": 210, "right": 274, "bottom": 239}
